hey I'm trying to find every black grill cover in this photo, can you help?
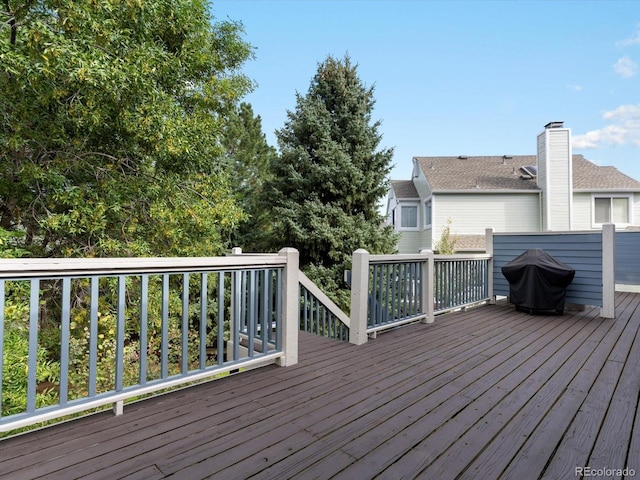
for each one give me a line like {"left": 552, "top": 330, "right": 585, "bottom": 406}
{"left": 501, "top": 249, "right": 575, "bottom": 314}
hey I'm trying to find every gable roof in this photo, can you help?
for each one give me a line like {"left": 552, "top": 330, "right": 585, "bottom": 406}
{"left": 412, "top": 154, "right": 640, "bottom": 192}
{"left": 572, "top": 155, "right": 640, "bottom": 190}
{"left": 390, "top": 180, "right": 419, "bottom": 199}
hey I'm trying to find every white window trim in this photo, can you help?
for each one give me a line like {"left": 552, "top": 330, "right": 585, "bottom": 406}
{"left": 424, "top": 198, "right": 432, "bottom": 230}
{"left": 591, "top": 193, "right": 633, "bottom": 228}
{"left": 398, "top": 202, "right": 420, "bottom": 231}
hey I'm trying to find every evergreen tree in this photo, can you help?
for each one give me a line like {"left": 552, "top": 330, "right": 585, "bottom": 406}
{"left": 221, "top": 103, "right": 278, "bottom": 252}
{"left": 267, "top": 55, "right": 397, "bottom": 268}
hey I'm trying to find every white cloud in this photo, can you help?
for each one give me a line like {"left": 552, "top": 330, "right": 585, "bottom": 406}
{"left": 613, "top": 56, "right": 638, "bottom": 78}
{"left": 567, "top": 84, "right": 583, "bottom": 91}
{"left": 573, "top": 104, "right": 640, "bottom": 149}
{"left": 617, "top": 23, "right": 640, "bottom": 47}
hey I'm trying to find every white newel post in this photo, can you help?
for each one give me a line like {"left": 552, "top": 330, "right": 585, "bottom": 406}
{"left": 601, "top": 223, "right": 615, "bottom": 319}
{"left": 485, "top": 228, "right": 495, "bottom": 304}
{"left": 278, "top": 248, "right": 299, "bottom": 366}
{"left": 419, "top": 249, "right": 434, "bottom": 323}
{"left": 350, "top": 249, "right": 370, "bottom": 345}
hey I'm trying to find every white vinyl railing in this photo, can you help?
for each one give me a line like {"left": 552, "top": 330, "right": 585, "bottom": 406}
{"left": 0, "top": 249, "right": 300, "bottom": 433}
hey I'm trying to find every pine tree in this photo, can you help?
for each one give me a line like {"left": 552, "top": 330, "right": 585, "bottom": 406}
{"left": 267, "top": 55, "right": 397, "bottom": 269}
{"left": 222, "top": 103, "right": 278, "bottom": 251}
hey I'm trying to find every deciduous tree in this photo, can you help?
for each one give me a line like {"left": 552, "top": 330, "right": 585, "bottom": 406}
{"left": 0, "top": 0, "right": 253, "bottom": 257}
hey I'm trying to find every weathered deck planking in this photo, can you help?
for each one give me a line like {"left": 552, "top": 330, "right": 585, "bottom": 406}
{"left": 1, "top": 293, "right": 639, "bottom": 479}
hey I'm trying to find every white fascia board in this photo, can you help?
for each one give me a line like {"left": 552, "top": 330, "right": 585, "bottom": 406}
{"left": 574, "top": 188, "right": 640, "bottom": 193}
{"left": 432, "top": 189, "right": 541, "bottom": 194}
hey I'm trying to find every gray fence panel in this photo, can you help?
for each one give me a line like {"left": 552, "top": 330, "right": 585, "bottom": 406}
{"left": 493, "top": 233, "right": 603, "bottom": 306}
{"left": 615, "top": 231, "right": 640, "bottom": 286}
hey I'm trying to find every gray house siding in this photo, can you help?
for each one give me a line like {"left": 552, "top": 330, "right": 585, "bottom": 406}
{"left": 493, "top": 232, "right": 603, "bottom": 306}
{"left": 615, "top": 231, "right": 640, "bottom": 286}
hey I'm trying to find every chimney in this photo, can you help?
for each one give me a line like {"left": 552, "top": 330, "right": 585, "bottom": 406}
{"left": 537, "top": 121, "right": 572, "bottom": 231}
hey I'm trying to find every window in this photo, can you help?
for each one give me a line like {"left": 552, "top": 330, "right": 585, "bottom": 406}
{"left": 594, "top": 196, "right": 630, "bottom": 225}
{"left": 400, "top": 205, "right": 418, "bottom": 229}
{"left": 424, "top": 199, "right": 432, "bottom": 227}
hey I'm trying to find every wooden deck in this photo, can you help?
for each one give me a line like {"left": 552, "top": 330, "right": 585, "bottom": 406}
{"left": 2, "top": 292, "right": 640, "bottom": 479}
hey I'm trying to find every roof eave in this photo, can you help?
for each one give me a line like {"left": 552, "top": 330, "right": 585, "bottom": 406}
{"left": 433, "top": 189, "right": 541, "bottom": 194}
{"left": 573, "top": 188, "right": 640, "bottom": 193}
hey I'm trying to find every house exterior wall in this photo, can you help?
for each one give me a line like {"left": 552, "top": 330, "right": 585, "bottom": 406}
{"left": 396, "top": 229, "right": 431, "bottom": 253}
{"left": 432, "top": 193, "right": 541, "bottom": 245}
{"left": 571, "top": 192, "right": 639, "bottom": 230}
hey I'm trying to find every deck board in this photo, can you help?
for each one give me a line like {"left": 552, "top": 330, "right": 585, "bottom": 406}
{"left": 2, "top": 293, "right": 640, "bottom": 479}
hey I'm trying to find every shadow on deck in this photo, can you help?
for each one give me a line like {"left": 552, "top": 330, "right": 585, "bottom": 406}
{"left": 2, "top": 292, "right": 640, "bottom": 479}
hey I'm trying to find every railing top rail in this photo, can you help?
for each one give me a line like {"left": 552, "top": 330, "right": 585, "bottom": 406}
{"left": 299, "top": 271, "right": 350, "bottom": 328}
{"left": 435, "top": 254, "right": 492, "bottom": 261}
{"left": 368, "top": 253, "right": 492, "bottom": 264}
{"left": 0, "top": 255, "right": 286, "bottom": 278}
{"left": 369, "top": 253, "right": 430, "bottom": 264}
{"left": 492, "top": 230, "right": 606, "bottom": 237}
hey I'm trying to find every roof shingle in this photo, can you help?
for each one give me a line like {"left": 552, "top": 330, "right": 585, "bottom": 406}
{"left": 390, "top": 180, "right": 419, "bottom": 199}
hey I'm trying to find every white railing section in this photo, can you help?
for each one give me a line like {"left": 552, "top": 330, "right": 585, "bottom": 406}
{"left": 0, "top": 249, "right": 300, "bottom": 433}
{"left": 433, "top": 254, "right": 493, "bottom": 314}
{"left": 299, "top": 272, "right": 350, "bottom": 341}
{"left": 350, "top": 250, "right": 493, "bottom": 343}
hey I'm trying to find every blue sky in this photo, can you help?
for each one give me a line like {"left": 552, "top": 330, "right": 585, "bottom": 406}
{"left": 212, "top": 0, "right": 640, "bottom": 183}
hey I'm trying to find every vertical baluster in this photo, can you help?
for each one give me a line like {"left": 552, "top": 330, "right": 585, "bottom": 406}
{"left": 248, "top": 270, "right": 256, "bottom": 357}
{"left": 161, "top": 274, "right": 169, "bottom": 379}
{"left": 218, "top": 272, "right": 225, "bottom": 366}
{"left": 200, "top": 273, "right": 208, "bottom": 368}
{"left": 403, "top": 262, "right": 409, "bottom": 318}
{"left": 303, "top": 286, "right": 309, "bottom": 332}
{"left": 26, "top": 280, "right": 39, "bottom": 412}
{"left": 307, "top": 292, "right": 313, "bottom": 334}
{"left": 417, "top": 261, "right": 423, "bottom": 315}
{"left": 59, "top": 278, "right": 71, "bottom": 406}
{"left": 484, "top": 259, "right": 489, "bottom": 298}
{"left": 115, "top": 275, "right": 125, "bottom": 392}
{"left": 321, "top": 306, "right": 326, "bottom": 337}
{"left": 377, "top": 263, "right": 383, "bottom": 325}
{"left": 89, "top": 277, "right": 99, "bottom": 397}
{"left": 261, "top": 270, "right": 268, "bottom": 355}
{"left": 390, "top": 263, "right": 397, "bottom": 322}
{"left": 181, "top": 274, "right": 188, "bottom": 374}
{"left": 275, "top": 269, "right": 282, "bottom": 351}
{"left": 140, "top": 275, "right": 148, "bottom": 384}
{"left": 267, "top": 269, "right": 274, "bottom": 346}
{"left": 369, "top": 264, "right": 377, "bottom": 327}
{"left": 241, "top": 270, "right": 247, "bottom": 334}
{"left": 383, "top": 264, "right": 390, "bottom": 322}
{"left": 413, "top": 262, "right": 419, "bottom": 316}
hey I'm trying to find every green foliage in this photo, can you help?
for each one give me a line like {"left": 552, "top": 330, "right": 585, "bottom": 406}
{"left": 0, "top": 0, "right": 254, "bottom": 257}
{"left": 434, "top": 218, "right": 458, "bottom": 254}
{"left": 0, "top": 227, "right": 29, "bottom": 258}
{"left": 221, "top": 103, "right": 278, "bottom": 252}
{"left": 267, "top": 54, "right": 398, "bottom": 268}
{"left": 2, "top": 292, "right": 60, "bottom": 416}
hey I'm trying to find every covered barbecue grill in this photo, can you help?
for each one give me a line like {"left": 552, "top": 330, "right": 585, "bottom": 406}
{"left": 501, "top": 248, "right": 575, "bottom": 314}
